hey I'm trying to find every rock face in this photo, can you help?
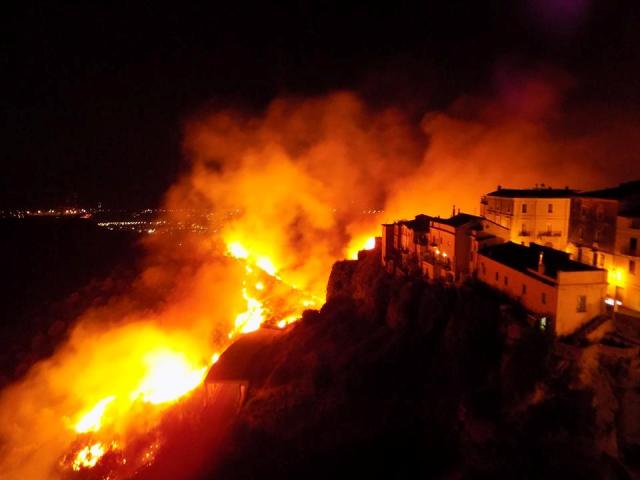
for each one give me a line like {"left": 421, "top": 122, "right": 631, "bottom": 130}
{"left": 203, "top": 254, "right": 640, "bottom": 479}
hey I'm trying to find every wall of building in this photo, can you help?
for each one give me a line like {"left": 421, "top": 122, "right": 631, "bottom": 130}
{"left": 482, "top": 195, "right": 571, "bottom": 250}
{"left": 613, "top": 215, "right": 640, "bottom": 311}
{"left": 569, "top": 197, "right": 618, "bottom": 252}
{"left": 555, "top": 270, "right": 607, "bottom": 336}
{"left": 477, "top": 254, "right": 606, "bottom": 335}
{"left": 477, "top": 254, "right": 558, "bottom": 319}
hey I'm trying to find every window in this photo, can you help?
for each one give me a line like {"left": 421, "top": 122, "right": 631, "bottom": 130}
{"left": 630, "top": 260, "right": 636, "bottom": 275}
{"left": 594, "top": 229, "right": 601, "bottom": 243}
{"left": 546, "top": 223, "right": 552, "bottom": 233}
{"left": 577, "top": 295, "right": 587, "bottom": 312}
{"left": 541, "top": 292, "right": 546, "bottom": 305}
{"left": 495, "top": 272, "right": 499, "bottom": 282}
{"left": 631, "top": 237, "right": 638, "bottom": 254}
{"left": 548, "top": 203, "right": 553, "bottom": 213}
{"left": 521, "top": 203, "right": 528, "bottom": 214}
{"left": 522, "top": 284, "right": 527, "bottom": 295}
{"left": 504, "top": 276, "right": 508, "bottom": 286}
{"left": 481, "top": 262, "right": 486, "bottom": 275}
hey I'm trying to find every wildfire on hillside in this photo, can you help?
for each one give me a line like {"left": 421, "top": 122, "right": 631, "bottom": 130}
{"left": 49, "top": 237, "right": 323, "bottom": 479}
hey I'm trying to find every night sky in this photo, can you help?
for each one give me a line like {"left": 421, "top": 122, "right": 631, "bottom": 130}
{"left": 2, "top": 0, "right": 639, "bottom": 208}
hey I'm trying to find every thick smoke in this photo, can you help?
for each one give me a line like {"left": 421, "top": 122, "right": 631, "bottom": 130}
{"left": 166, "top": 92, "right": 424, "bottom": 296}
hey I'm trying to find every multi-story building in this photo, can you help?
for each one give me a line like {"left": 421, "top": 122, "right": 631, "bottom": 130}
{"left": 480, "top": 186, "right": 575, "bottom": 250}
{"left": 568, "top": 180, "right": 640, "bottom": 311}
{"left": 421, "top": 214, "right": 482, "bottom": 282}
{"left": 477, "top": 242, "right": 607, "bottom": 336}
{"left": 381, "top": 214, "right": 430, "bottom": 274}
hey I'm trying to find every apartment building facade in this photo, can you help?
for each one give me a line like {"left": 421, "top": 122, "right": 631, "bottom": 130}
{"left": 480, "top": 186, "right": 574, "bottom": 251}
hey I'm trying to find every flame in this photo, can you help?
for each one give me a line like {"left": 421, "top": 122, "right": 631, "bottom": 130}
{"left": 74, "top": 396, "right": 115, "bottom": 433}
{"left": 227, "top": 241, "right": 249, "bottom": 259}
{"left": 347, "top": 235, "right": 377, "bottom": 260}
{"left": 233, "top": 287, "right": 266, "bottom": 335}
{"left": 72, "top": 442, "right": 107, "bottom": 471}
{"left": 131, "top": 349, "right": 208, "bottom": 405}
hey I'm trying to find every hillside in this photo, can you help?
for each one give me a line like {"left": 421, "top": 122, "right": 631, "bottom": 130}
{"left": 151, "top": 251, "right": 640, "bottom": 479}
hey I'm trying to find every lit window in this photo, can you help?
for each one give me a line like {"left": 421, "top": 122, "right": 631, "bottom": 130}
{"left": 577, "top": 295, "right": 587, "bottom": 312}
{"left": 522, "top": 203, "right": 528, "bottom": 214}
{"left": 548, "top": 203, "right": 553, "bottom": 213}
{"left": 541, "top": 292, "right": 546, "bottom": 305}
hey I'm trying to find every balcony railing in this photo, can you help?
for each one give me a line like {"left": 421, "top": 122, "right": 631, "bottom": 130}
{"left": 538, "top": 231, "right": 562, "bottom": 237}
{"left": 518, "top": 231, "right": 530, "bottom": 237}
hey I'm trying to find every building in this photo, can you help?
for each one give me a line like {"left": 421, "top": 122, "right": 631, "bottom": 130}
{"left": 477, "top": 242, "right": 607, "bottom": 336}
{"left": 422, "top": 213, "right": 482, "bottom": 282}
{"left": 381, "top": 214, "right": 430, "bottom": 274}
{"left": 568, "top": 180, "right": 640, "bottom": 311}
{"left": 480, "top": 186, "right": 575, "bottom": 250}
{"left": 612, "top": 209, "right": 640, "bottom": 311}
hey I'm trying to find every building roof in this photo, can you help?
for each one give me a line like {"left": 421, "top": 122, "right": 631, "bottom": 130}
{"left": 479, "top": 242, "right": 601, "bottom": 282}
{"left": 432, "top": 212, "right": 482, "bottom": 228}
{"left": 486, "top": 187, "right": 576, "bottom": 198}
{"left": 579, "top": 180, "right": 640, "bottom": 200}
{"left": 399, "top": 214, "right": 430, "bottom": 231}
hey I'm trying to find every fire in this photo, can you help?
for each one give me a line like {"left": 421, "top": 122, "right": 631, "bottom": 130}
{"left": 131, "top": 349, "right": 208, "bottom": 405}
{"left": 347, "top": 235, "right": 377, "bottom": 259}
{"left": 227, "top": 241, "right": 249, "bottom": 259}
{"left": 233, "top": 287, "right": 266, "bottom": 335}
{"left": 72, "top": 442, "right": 107, "bottom": 471}
{"left": 74, "top": 396, "right": 115, "bottom": 433}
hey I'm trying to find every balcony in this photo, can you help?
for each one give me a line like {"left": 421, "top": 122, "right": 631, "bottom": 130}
{"left": 538, "top": 231, "right": 562, "bottom": 238}
{"left": 518, "top": 231, "right": 531, "bottom": 237}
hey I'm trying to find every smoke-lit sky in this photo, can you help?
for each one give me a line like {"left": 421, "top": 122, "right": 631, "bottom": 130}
{"left": 2, "top": 0, "right": 639, "bottom": 208}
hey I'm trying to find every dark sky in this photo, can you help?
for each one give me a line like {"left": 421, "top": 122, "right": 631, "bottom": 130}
{"left": 1, "top": 0, "right": 639, "bottom": 208}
